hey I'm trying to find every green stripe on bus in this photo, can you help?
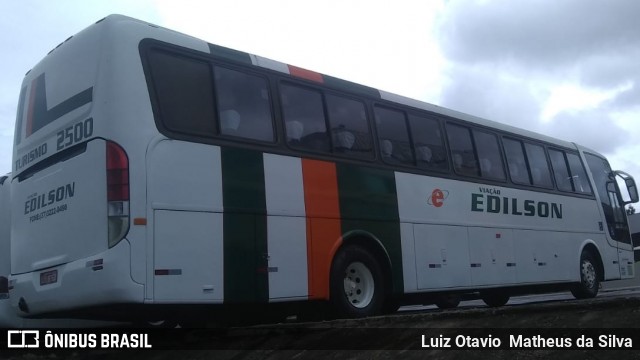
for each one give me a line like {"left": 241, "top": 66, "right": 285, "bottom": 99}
{"left": 335, "top": 164, "right": 404, "bottom": 295}
{"left": 221, "top": 147, "right": 269, "bottom": 303}
{"left": 208, "top": 43, "right": 253, "bottom": 65}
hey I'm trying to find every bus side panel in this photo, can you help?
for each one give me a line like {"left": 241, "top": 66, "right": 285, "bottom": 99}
{"left": 395, "top": 171, "right": 609, "bottom": 290}
{"left": 147, "top": 140, "right": 224, "bottom": 303}
{"left": 414, "top": 224, "right": 471, "bottom": 289}
{"left": 618, "top": 250, "right": 635, "bottom": 279}
{"left": 513, "top": 230, "right": 574, "bottom": 283}
{"left": 220, "top": 147, "right": 269, "bottom": 304}
{"left": 265, "top": 216, "right": 307, "bottom": 300}
{"left": 300, "top": 159, "right": 342, "bottom": 300}
{"left": 400, "top": 221, "right": 418, "bottom": 293}
{"left": 467, "top": 227, "right": 517, "bottom": 285}
{"left": 263, "top": 154, "right": 308, "bottom": 301}
{"left": 153, "top": 210, "right": 223, "bottom": 302}
{"left": 335, "top": 164, "right": 404, "bottom": 296}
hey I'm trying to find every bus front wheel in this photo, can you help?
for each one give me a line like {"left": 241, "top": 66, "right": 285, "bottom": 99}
{"left": 330, "top": 245, "right": 385, "bottom": 318}
{"left": 571, "top": 251, "right": 600, "bottom": 299}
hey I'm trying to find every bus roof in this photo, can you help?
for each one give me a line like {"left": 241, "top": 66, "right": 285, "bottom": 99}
{"left": 34, "top": 14, "right": 591, "bottom": 154}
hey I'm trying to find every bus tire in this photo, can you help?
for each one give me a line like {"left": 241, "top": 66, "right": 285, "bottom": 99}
{"left": 382, "top": 300, "right": 401, "bottom": 314}
{"left": 138, "top": 319, "right": 178, "bottom": 328}
{"left": 330, "top": 245, "right": 385, "bottom": 318}
{"left": 480, "top": 291, "right": 510, "bottom": 307}
{"left": 571, "top": 251, "right": 600, "bottom": 299}
{"left": 434, "top": 294, "right": 461, "bottom": 309}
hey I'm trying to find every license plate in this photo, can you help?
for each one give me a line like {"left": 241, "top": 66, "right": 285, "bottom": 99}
{"left": 40, "top": 270, "right": 58, "bottom": 286}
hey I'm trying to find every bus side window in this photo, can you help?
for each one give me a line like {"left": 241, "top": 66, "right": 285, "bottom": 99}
{"left": 524, "top": 143, "right": 554, "bottom": 188}
{"left": 374, "top": 106, "right": 414, "bottom": 166}
{"left": 503, "top": 138, "right": 530, "bottom": 185}
{"left": 326, "top": 94, "right": 373, "bottom": 158}
{"left": 214, "top": 67, "right": 274, "bottom": 142}
{"left": 286, "top": 120, "right": 304, "bottom": 145}
{"left": 566, "top": 153, "right": 593, "bottom": 194}
{"left": 446, "top": 124, "right": 479, "bottom": 177}
{"left": 409, "top": 115, "right": 448, "bottom": 171}
{"left": 280, "top": 84, "right": 330, "bottom": 153}
{"left": 147, "top": 50, "right": 216, "bottom": 138}
{"left": 549, "top": 149, "right": 573, "bottom": 192}
{"left": 473, "top": 130, "right": 506, "bottom": 181}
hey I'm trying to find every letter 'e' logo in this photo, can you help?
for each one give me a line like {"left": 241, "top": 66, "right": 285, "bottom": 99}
{"left": 427, "top": 189, "right": 449, "bottom": 208}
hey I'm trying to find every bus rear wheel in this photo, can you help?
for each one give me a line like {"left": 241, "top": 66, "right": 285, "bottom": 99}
{"left": 571, "top": 251, "right": 600, "bottom": 299}
{"left": 480, "top": 291, "right": 510, "bottom": 307}
{"left": 330, "top": 245, "right": 385, "bottom": 318}
{"left": 136, "top": 319, "right": 178, "bottom": 328}
{"left": 434, "top": 294, "right": 461, "bottom": 309}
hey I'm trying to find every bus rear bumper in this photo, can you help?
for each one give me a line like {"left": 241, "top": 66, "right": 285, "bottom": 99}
{"left": 9, "top": 240, "right": 144, "bottom": 318}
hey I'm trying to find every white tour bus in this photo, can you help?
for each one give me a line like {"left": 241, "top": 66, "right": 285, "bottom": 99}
{"left": 8, "top": 15, "right": 638, "bottom": 323}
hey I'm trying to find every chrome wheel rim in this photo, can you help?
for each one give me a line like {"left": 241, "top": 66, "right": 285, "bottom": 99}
{"left": 343, "top": 261, "right": 375, "bottom": 308}
{"left": 581, "top": 260, "right": 596, "bottom": 289}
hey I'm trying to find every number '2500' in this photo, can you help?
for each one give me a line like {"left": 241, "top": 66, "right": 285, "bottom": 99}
{"left": 56, "top": 118, "right": 94, "bottom": 151}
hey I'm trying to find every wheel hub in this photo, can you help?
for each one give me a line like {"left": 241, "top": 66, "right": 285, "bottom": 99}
{"left": 343, "top": 261, "right": 375, "bottom": 309}
{"left": 581, "top": 261, "right": 596, "bottom": 288}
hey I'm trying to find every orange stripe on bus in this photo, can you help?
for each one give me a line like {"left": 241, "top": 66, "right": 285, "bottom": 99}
{"left": 288, "top": 65, "right": 324, "bottom": 83}
{"left": 302, "top": 159, "right": 341, "bottom": 300}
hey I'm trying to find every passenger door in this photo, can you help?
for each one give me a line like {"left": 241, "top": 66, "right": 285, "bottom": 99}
{"left": 584, "top": 154, "right": 634, "bottom": 278}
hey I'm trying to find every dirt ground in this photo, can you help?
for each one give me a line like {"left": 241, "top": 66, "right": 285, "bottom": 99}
{"left": 2, "top": 294, "right": 640, "bottom": 360}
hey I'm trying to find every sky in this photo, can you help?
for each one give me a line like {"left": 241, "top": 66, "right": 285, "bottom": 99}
{"left": 0, "top": 0, "right": 639, "bottom": 187}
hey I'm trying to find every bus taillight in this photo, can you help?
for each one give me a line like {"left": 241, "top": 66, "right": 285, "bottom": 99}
{"left": 106, "top": 141, "right": 130, "bottom": 248}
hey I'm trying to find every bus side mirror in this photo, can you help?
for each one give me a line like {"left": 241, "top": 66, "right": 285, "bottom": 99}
{"left": 615, "top": 170, "right": 639, "bottom": 204}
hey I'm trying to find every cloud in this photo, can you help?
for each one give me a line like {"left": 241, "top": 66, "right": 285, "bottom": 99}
{"left": 440, "top": 0, "right": 640, "bottom": 70}
{"left": 153, "top": 0, "right": 447, "bottom": 101}
{"left": 539, "top": 109, "right": 631, "bottom": 154}
{"left": 578, "top": 52, "right": 639, "bottom": 89}
{"left": 605, "top": 83, "right": 640, "bottom": 110}
{"left": 436, "top": 0, "right": 640, "bottom": 170}
{"left": 439, "top": 63, "right": 543, "bottom": 130}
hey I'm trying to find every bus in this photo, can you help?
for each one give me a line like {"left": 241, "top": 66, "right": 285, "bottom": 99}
{"left": 8, "top": 14, "right": 639, "bottom": 323}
